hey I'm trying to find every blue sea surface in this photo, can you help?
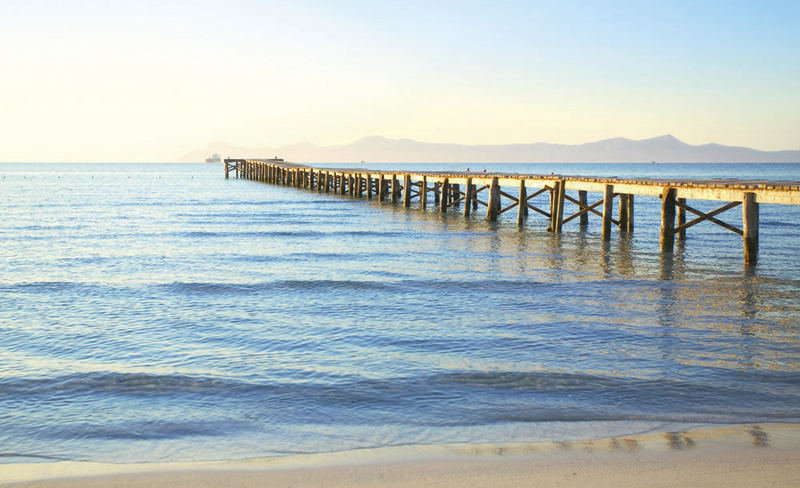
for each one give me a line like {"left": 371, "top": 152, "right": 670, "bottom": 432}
{"left": 1, "top": 162, "right": 799, "bottom": 463}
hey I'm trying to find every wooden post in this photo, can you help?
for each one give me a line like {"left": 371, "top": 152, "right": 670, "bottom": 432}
{"left": 391, "top": 174, "right": 399, "bottom": 203}
{"left": 517, "top": 180, "right": 526, "bottom": 226}
{"left": 555, "top": 180, "right": 566, "bottom": 232}
{"left": 451, "top": 184, "right": 460, "bottom": 207}
{"left": 601, "top": 184, "right": 614, "bottom": 240}
{"left": 626, "top": 194, "right": 634, "bottom": 232}
{"left": 550, "top": 180, "right": 565, "bottom": 232}
{"left": 677, "top": 198, "right": 686, "bottom": 240}
{"left": 440, "top": 178, "right": 449, "bottom": 212}
{"left": 403, "top": 174, "right": 412, "bottom": 207}
{"left": 660, "top": 187, "right": 677, "bottom": 253}
{"left": 743, "top": 192, "right": 759, "bottom": 264}
{"left": 378, "top": 174, "right": 386, "bottom": 201}
{"left": 421, "top": 176, "right": 427, "bottom": 209}
{"left": 366, "top": 175, "right": 373, "bottom": 199}
{"left": 618, "top": 194, "right": 628, "bottom": 232}
{"left": 434, "top": 182, "right": 440, "bottom": 205}
{"left": 578, "top": 190, "right": 588, "bottom": 228}
{"left": 486, "top": 177, "right": 500, "bottom": 221}
{"left": 464, "top": 178, "right": 473, "bottom": 216}
{"left": 225, "top": 162, "right": 230, "bottom": 179}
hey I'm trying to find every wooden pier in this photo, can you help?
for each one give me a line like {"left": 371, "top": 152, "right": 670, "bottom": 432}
{"left": 225, "top": 158, "right": 800, "bottom": 264}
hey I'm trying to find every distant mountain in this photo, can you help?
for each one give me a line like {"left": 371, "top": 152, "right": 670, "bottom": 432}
{"left": 182, "top": 135, "right": 800, "bottom": 163}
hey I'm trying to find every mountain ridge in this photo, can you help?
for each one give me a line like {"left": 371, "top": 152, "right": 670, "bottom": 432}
{"left": 182, "top": 135, "right": 800, "bottom": 163}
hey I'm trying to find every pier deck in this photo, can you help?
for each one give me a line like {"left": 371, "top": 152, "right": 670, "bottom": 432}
{"left": 225, "top": 159, "right": 800, "bottom": 264}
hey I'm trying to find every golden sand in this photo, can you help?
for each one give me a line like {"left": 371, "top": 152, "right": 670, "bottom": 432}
{"left": 2, "top": 423, "right": 799, "bottom": 487}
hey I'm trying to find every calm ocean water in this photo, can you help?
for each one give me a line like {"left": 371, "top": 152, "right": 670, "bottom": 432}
{"left": 1, "top": 162, "right": 799, "bottom": 463}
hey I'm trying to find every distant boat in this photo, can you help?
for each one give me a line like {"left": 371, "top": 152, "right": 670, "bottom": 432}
{"left": 205, "top": 153, "right": 222, "bottom": 163}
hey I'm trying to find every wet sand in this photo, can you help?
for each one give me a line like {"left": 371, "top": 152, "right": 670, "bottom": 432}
{"left": 3, "top": 424, "right": 799, "bottom": 488}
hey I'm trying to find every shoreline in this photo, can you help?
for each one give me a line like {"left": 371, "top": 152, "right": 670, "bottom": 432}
{"left": 3, "top": 423, "right": 800, "bottom": 487}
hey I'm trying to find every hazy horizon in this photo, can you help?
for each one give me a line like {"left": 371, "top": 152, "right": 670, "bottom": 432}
{"left": 2, "top": 1, "right": 799, "bottom": 162}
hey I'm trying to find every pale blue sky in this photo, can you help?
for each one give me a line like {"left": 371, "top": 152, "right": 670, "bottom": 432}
{"left": 1, "top": 0, "right": 798, "bottom": 161}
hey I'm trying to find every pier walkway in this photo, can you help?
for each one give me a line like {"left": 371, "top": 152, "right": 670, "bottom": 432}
{"left": 225, "top": 159, "right": 800, "bottom": 264}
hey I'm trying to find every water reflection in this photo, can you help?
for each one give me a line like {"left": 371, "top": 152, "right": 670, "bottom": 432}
{"left": 665, "top": 431, "right": 696, "bottom": 450}
{"left": 748, "top": 426, "right": 769, "bottom": 447}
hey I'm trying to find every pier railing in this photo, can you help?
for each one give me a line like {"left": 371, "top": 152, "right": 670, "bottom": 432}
{"left": 225, "top": 158, "right": 800, "bottom": 264}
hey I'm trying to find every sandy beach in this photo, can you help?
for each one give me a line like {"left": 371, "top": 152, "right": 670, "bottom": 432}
{"left": 3, "top": 424, "right": 799, "bottom": 488}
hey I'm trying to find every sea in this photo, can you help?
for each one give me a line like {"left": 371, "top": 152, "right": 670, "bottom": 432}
{"left": 1, "top": 162, "right": 799, "bottom": 464}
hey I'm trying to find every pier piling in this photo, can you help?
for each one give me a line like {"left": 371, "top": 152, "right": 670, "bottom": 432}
{"left": 225, "top": 159, "right": 799, "bottom": 264}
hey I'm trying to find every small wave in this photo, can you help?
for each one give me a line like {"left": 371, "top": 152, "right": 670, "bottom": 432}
{"left": 436, "top": 371, "right": 621, "bottom": 391}
{"left": 278, "top": 279, "right": 392, "bottom": 291}
{"left": 0, "top": 372, "right": 245, "bottom": 397}
{"left": 0, "top": 452, "right": 70, "bottom": 461}
{"left": 161, "top": 279, "right": 394, "bottom": 295}
{"left": 0, "top": 281, "right": 91, "bottom": 293}
{"left": 180, "top": 230, "right": 325, "bottom": 238}
{"left": 161, "top": 281, "right": 261, "bottom": 294}
{"left": 41, "top": 420, "right": 235, "bottom": 440}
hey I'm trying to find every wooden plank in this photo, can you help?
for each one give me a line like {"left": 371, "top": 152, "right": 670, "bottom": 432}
{"left": 517, "top": 180, "right": 527, "bottom": 226}
{"left": 743, "top": 192, "right": 759, "bottom": 264}
{"left": 677, "top": 197, "right": 686, "bottom": 240}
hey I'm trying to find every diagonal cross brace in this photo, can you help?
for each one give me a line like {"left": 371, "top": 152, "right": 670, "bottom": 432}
{"left": 674, "top": 200, "right": 742, "bottom": 236}
{"left": 561, "top": 193, "right": 619, "bottom": 226}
